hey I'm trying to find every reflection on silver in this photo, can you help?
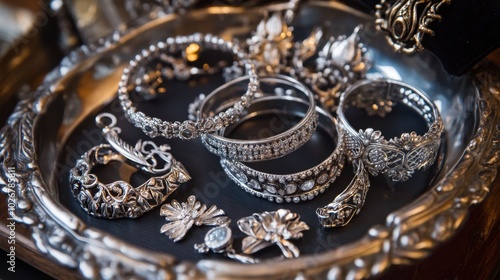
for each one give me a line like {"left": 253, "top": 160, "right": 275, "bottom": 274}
{"left": 160, "top": 195, "right": 230, "bottom": 242}
{"left": 375, "top": 0, "right": 452, "bottom": 53}
{"left": 125, "top": 0, "right": 200, "bottom": 18}
{"left": 69, "top": 113, "right": 191, "bottom": 219}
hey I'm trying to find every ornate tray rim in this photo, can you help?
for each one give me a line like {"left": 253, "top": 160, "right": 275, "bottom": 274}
{"left": 1, "top": 2, "right": 499, "bottom": 279}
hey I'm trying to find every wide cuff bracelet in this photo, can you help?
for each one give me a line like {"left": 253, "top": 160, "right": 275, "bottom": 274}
{"left": 337, "top": 78, "right": 444, "bottom": 182}
{"left": 198, "top": 74, "right": 318, "bottom": 162}
{"left": 220, "top": 97, "right": 344, "bottom": 203}
{"left": 118, "top": 33, "right": 259, "bottom": 140}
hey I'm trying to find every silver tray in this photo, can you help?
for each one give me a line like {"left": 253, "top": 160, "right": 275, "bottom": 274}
{"left": 1, "top": 1, "right": 499, "bottom": 279}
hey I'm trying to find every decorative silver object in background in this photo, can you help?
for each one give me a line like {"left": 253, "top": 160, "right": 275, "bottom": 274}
{"left": 160, "top": 195, "right": 230, "bottom": 241}
{"left": 125, "top": 0, "right": 200, "bottom": 18}
{"left": 375, "top": 0, "right": 452, "bottom": 53}
{"left": 246, "top": 12, "right": 294, "bottom": 74}
{"left": 65, "top": 0, "right": 201, "bottom": 44}
{"left": 308, "top": 25, "right": 369, "bottom": 111}
{"left": 69, "top": 113, "right": 191, "bottom": 219}
{"left": 229, "top": 8, "right": 370, "bottom": 113}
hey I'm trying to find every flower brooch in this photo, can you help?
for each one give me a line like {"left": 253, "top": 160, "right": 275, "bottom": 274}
{"left": 160, "top": 195, "right": 230, "bottom": 241}
{"left": 238, "top": 209, "right": 310, "bottom": 259}
{"left": 160, "top": 196, "right": 309, "bottom": 262}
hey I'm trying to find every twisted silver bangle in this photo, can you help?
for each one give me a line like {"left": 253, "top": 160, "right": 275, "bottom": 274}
{"left": 221, "top": 97, "right": 344, "bottom": 203}
{"left": 118, "top": 33, "right": 259, "bottom": 140}
{"left": 337, "top": 78, "right": 444, "bottom": 182}
{"left": 197, "top": 74, "right": 318, "bottom": 162}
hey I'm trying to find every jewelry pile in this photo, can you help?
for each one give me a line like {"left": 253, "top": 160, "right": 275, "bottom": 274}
{"left": 68, "top": 0, "right": 444, "bottom": 262}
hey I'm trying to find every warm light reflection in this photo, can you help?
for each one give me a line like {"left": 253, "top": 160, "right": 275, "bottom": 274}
{"left": 186, "top": 43, "right": 200, "bottom": 62}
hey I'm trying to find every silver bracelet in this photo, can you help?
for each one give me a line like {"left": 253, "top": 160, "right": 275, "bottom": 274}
{"left": 69, "top": 113, "right": 191, "bottom": 219}
{"left": 316, "top": 161, "right": 370, "bottom": 227}
{"left": 118, "top": 33, "right": 258, "bottom": 139}
{"left": 221, "top": 97, "right": 344, "bottom": 203}
{"left": 337, "top": 78, "right": 444, "bottom": 182}
{"left": 198, "top": 74, "right": 318, "bottom": 162}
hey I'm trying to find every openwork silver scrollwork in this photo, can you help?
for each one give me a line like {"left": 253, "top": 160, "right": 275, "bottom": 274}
{"left": 69, "top": 113, "right": 191, "bottom": 219}
{"left": 375, "top": 0, "right": 452, "bottom": 53}
{"left": 338, "top": 79, "right": 444, "bottom": 182}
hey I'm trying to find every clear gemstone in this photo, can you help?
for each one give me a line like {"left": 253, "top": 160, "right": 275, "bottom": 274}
{"left": 316, "top": 172, "right": 329, "bottom": 184}
{"left": 264, "top": 184, "right": 277, "bottom": 194}
{"left": 248, "top": 179, "right": 261, "bottom": 190}
{"left": 285, "top": 184, "right": 297, "bottom": 194}
{"left": 214, "top": 117, "right": 224, "bottom": 130}
{"left": 205, "top": 226, "right": 232, "bottom": 250}
{"left": 300, "top": 180, "right": 315, "bottom": 191}
{"left": 203, "top": 119, "right": 215, "bottom": 131}
{"left": 236, "top": 172, "right": 248, "bottom": 183}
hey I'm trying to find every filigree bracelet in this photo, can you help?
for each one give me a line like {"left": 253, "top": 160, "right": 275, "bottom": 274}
{"left": 69, "top": 113, "right": 191, "bottom": 219}
{"left": 337, "top": 78, "right": 443, "bottom": 182}
{"left": 316, "top": 79, "right": 443, "bottom": 228}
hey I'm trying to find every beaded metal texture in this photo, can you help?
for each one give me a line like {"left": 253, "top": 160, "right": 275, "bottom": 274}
{"left": 118, "top": 33, "right": 258, "bottom": 140}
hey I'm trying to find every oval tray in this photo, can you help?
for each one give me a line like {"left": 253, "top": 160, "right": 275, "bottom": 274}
{"left": 1, "top": 2, "right": 499, "bottom": 279}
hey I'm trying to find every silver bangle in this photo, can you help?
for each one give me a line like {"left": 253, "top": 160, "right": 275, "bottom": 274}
{"left": 197, "top": 74, "right": 318, "bottom": 162}
{"left": 69, "top": 113, "right": 191, "bottom": 219}
{"left": 221, "top": 98, "right": 344, "bottom": 203}
{"left": 337, "top": 78, "right": 444, "bottom": 182}
{"left": 118, "top": 33, "right": 259, "bottom": 140}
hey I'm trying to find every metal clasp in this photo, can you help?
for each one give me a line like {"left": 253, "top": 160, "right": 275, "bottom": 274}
{"left": 95, "top": 113, "right": 172, "bottom": 174}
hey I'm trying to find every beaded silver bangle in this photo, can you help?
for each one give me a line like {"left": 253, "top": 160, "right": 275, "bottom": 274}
{"left": 118, "top": 33, "right": 258, "bottom": 140}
